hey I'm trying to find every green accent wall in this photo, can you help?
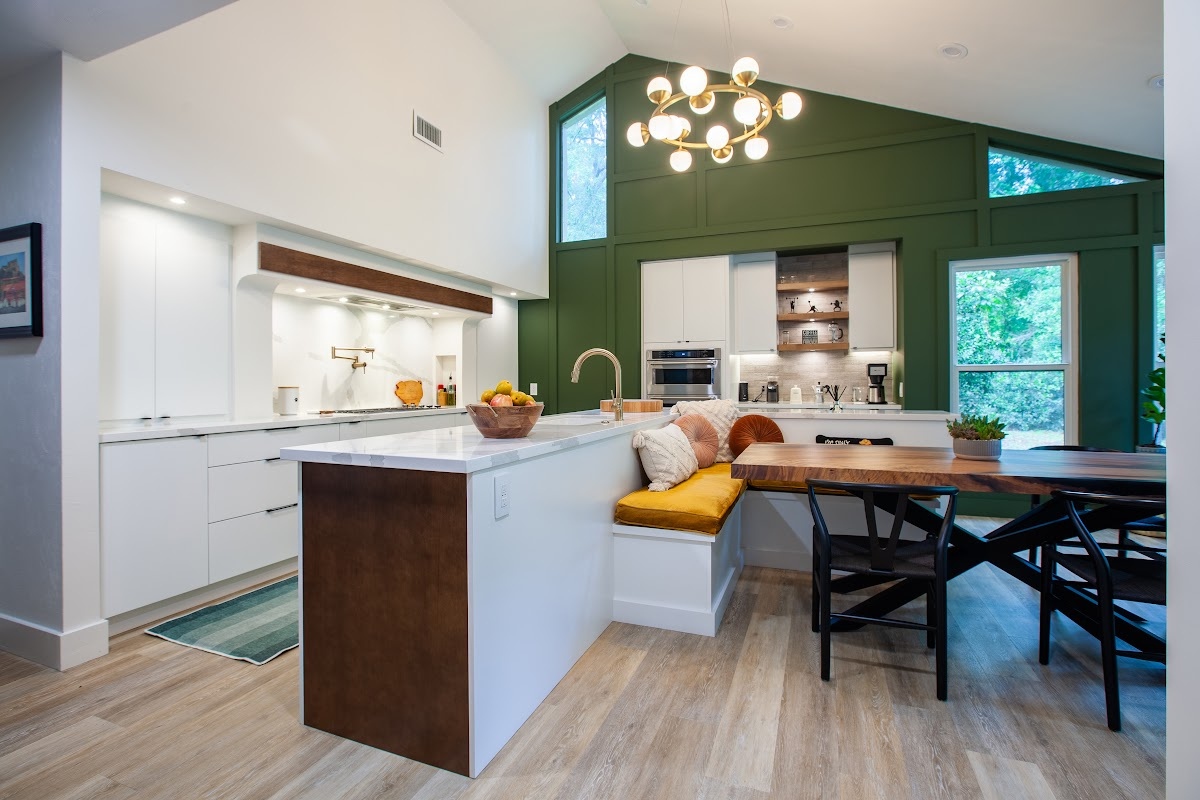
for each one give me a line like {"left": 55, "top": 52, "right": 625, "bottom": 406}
{"left": 521, "top": 55, "right": 1164, "bottom": 513}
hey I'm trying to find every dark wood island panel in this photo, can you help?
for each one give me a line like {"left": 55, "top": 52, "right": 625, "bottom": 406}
{"left": 300, "top": 462, "right": 470, "bottom": 775}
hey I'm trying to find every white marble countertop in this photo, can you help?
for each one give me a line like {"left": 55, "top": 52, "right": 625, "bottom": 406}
{"left": 99, "top": 407, "right": 468, "bottom": 443}
{"left": 281, "top": 411, "right": 667, "bottom": 474}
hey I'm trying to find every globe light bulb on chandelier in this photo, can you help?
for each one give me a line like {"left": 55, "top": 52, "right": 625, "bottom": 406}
{"left": 648, "top": 113, "right": 674, "bottom": 140}
{"left": 733, "top": 95, "right": 762, "bottom": 126}
{"left": 626, "top": 122, "right": 649, "bottom": 147}
{"left": 680, "top": 66, "right": 708, "bottom": 97}
{"left": 711, "top": 145, "right": 733, "bottom": 164}
{"left": 705, "top": 124, "right": 730, "bottom": 151}
{"left": 670, "top": 148, "right": 693, "bottom": 172}
{"left": 745, "top": 135, "right": 769, "bottom": 160}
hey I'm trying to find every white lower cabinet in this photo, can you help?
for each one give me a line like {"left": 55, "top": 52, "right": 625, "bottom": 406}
{"left": 209, "top": 506, "right": 298, "bottom": 584}
{"left": 208, "top": 457, "right": 299, "bottom": 523}
{"left": 102, "top": 437, "right": 209, "bottom": 617}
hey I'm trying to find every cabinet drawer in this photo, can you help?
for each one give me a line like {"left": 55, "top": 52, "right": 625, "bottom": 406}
{"left": 209, "top": 506, "right": 298, "bottom": 584}
{"left": 208, "top": 425, "right": 335, "bottom": 466}
{"left": 209, "top": 458, "right": 298, "bottom": 523}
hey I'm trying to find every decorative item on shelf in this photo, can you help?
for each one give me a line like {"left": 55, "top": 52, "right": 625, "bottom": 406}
{"left": 801, "top": 329, "right": 818, "bottom": 344}
{"left": 946, "top": 412, "right": 1006, "bottom": 460}
{"left": 1137, "top": 334, "right": 1165, "bottom": 453}
{"left": 831, "top": 299, "right": 843, "bottom": 311}
{"left": 781, "top": 328, "right": 790, "bottom": 344}
{"left": 808, "top": 301, "right": 819, "bottom": 313}
{"left": 828, "top": 323, "right": 844, "bottom": 342}
{"left": 624, "top": 0, "right": 803, "bottom": 171}
{"left": 789, "top": 298, "right": 796, "bottom": 311}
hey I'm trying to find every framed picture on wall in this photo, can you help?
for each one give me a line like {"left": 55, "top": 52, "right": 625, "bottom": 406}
{"left": 0, "top": 223, "right": 42, "bottom": 338}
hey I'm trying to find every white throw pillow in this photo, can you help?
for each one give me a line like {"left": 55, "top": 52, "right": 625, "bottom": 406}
{"left": 671, "top": 399, "right": 740, "bottom": 462}
{"left": 632, "top": 424, "right": 699, "bottom": 492}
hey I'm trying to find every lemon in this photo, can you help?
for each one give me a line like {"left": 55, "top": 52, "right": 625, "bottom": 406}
{"left": 481, "top": 389, "right": 496, "bottom": 403}
{"left": 512, "top": 392, "right": 528, "bottom": 406}
{"left": 495, "top": 380, "right": 513, "bottom": 396}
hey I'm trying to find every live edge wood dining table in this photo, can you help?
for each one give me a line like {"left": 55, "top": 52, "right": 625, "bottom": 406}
{"left": 732, "top": 444, "right": 1167, "bottom": 657}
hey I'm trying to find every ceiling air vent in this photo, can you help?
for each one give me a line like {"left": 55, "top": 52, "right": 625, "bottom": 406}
{"left": 413, "top": 112, "right": 443, "bottom": 152}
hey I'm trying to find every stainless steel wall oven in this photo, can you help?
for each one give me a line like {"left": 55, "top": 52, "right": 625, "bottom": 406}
{"left": 645, "top": 348, "right": 721, "bottom": 405}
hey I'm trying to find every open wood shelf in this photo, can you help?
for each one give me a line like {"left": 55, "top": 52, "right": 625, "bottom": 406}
{"left": 778, "top": 312, "right": 848, "bottom": 322}
{"left": 777, "top": 280, "right": 849, "bottom": 292}
{"left": 778, "top": 342, "right": 850, "bottom": 352}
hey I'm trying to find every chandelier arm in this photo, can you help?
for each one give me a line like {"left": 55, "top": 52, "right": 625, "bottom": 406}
{"left": 650, "top": 84, "right": 774, "bottom": 148}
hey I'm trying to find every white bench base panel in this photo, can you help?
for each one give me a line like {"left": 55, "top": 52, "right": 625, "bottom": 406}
{"left": 612, "top": 497, "right": 744, "bottom": 637}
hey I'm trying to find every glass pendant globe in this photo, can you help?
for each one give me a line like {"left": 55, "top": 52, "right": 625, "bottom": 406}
{"left": 731, "top": 56, "right": 760, "bottom": 87}
{"left": 733, "top": 96, "right": 762, "bottom": 125}
{"left": 646, "top": 76, "right": 672, "bottom": 103}
{"left": 672, "top": 115, "right": 692, "bottom": 140}
{"left": 712, "top": 146, "right": 733, "bottom": 164}
{"left": 648, "top": 113, "right": 673, "bottom": 140}
{"left": 689, "top": 92, "right": 715, "bottom": 115}
{"left": 745, "top": 135, "right": 769, "bottom": 160}
{"left": 626, "top": 122, "right": 648, "bottom": 147}
{"left": 777, "top": 91, "right": 803, "bottom": 120}
{"left": 680, "top": 66, "right": 708, "bottom": 97}
{"left": 705, "top": 124, "right": 730, "bottom": 151}
{"left": 669, "top": 148, "right": 693, "bottom": 172}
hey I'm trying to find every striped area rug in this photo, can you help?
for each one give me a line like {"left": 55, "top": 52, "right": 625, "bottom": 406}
{"left": 145, "top": 576, "right": 298, "bottom": 665}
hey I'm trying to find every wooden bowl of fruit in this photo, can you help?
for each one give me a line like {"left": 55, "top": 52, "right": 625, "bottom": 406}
{"left": 466, "top": 382, "right": 543, "bottom": 439}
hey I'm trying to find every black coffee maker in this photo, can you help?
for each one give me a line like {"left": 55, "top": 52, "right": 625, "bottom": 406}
{"left": 867, "top": 363, "right": 888, "bottom": 405}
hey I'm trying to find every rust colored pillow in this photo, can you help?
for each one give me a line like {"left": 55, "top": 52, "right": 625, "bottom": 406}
{"left": 728, "top": 414, "right": 785, "bottom": 458}
{"left": 671, "top": 414, "right": 720, "bottom": 469}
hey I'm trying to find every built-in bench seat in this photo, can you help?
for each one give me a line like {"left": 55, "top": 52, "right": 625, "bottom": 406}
{"left": 615, "top": 463, "right": 746, "bottom": 534}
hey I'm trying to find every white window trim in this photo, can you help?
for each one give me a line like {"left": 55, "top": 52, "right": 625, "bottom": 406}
{"left": 949, "top": 253, "right": 1079, "bottom": 446}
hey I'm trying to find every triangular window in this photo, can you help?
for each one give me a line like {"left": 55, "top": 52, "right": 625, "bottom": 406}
{"left": 988, "top": 147, "right": 1145, "bottom": 198}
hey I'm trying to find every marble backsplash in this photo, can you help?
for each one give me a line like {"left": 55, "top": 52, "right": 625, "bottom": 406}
{"left": 735, "top": 350, "right": 896, "bottom": 404}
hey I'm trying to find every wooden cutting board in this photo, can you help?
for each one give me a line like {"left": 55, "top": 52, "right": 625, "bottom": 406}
{"left": 394, "top": 380, "right": 423, "bottom": 405}
{"left": 600, "top": 398, "right": 663, "bottom": 413}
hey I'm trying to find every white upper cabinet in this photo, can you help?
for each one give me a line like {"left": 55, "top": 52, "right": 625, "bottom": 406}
{"left": 848, "top": 245, "right": 896, "bottom": 350}
{"left": 100, "top": 196, "right": 231, "bottom": 420}
{"left": 732, "top": 259, "right": 777, "bottom": 354}
{"left": 642, "top": 256, "right": 728, "bottom": 346}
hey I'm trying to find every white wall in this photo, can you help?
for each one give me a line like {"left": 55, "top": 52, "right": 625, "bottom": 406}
{"left": 0, "top": 56, "right": 67, "bottom": 663}
{"left": 65, "top": 0, "right": 549, "bottom": 296}
{"left": 272, "top": 295, "right": 437, "bottom": 410}
{"left": 471, "top": 296, "right": 520, "bottom": 403}
{"left": 1165, "top": 1, "right": 1199, "bottom": 796}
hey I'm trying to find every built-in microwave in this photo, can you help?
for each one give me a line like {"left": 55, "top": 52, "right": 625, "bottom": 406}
{"left": 645, "top": 348, "right": 721, "bottom": 405}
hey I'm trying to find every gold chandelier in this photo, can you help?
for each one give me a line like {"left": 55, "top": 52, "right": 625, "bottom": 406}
{"left": 626, "top": 57, "right": 803, "bottom": 171}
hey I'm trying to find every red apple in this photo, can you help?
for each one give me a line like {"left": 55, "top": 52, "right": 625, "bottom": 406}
{"left": 489, "top": 394, "right": 513, "bottom": 407}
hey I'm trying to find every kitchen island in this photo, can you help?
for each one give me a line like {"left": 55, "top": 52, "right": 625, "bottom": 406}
{"left": 281, "top": 411, "right": 666, "bottom": 778}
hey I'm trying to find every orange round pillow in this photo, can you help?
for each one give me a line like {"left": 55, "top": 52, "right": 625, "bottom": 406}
{"left": 671, "top": 414, "right": 719, "bottom": 469}
{"left": 728, "top": 414, "right": 785, "bottom": 458}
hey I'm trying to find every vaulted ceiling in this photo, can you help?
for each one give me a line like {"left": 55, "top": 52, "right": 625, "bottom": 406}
{"left": 0, "top": 0, "right": 1164, "bottom": 158}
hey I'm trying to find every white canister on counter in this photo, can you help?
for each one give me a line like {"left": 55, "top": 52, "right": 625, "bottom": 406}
{"left": 790, "top": 385, "right": 803, "bottom": 403}
{"left": 278, "top": 386, "right": 300, "bottom": 415}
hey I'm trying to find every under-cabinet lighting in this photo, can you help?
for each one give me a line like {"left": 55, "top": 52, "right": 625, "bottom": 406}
{"left": 338, "top": 297, "right": 349, "bottom": 303}
{"left": 294, "top": 287, "right": 306, "bottom": 294}
{"left": 381, "top": 304, "right": 391, "bottom": 310}
{"left": 808, "top": 288, "right": 815, "bottom": 292}
{"left": 168, "top": 196, "right": 186, "bottom": 205}
{"left": 432, "top": 311, "right": 440, "bottom": 316}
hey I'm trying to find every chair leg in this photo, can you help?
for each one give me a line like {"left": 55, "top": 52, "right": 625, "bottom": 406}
{"left": 1027, "top": 547, "right": 1038, "bottom": 565}
{"left": 935, "top": 578, "right": 948, "bottom": 701}
{"left": 820, "top": 556, "right": 832, "bottom": 682}
{"left": 1117, "top": 527, "right": 1129, "bottom": 560}
{"left": 811, "top": 542, "right": 820, "bottom": 634}
{"left": 1098, "top": 588, "right": 1122, "bottom": 731}
{"left": 926, "top": 586, "right": 935, "bottom": 649}
{"left": 1039, "top": 543, "right": 1055, "bottom": 666}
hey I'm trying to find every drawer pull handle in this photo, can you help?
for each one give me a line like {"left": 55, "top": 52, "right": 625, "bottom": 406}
{"left": 267, "top": 427, "right": 299, "bottom": 433}
{"left": 266, "top": 504, "right": 298, "bottom": 514}
{"left": 265, "top": 457, "right": 284, "bottom": 462}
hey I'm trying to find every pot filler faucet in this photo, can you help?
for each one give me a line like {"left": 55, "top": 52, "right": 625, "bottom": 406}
{"left": 570, "top": 348, "right": 623, "bottom": 421}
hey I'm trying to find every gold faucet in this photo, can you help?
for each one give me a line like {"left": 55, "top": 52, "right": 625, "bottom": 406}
{"left": 571, "top": 347, "right": 623, "bottom": 420}
{"left": 331, "top": 346, "right": 375, "bottom": 371}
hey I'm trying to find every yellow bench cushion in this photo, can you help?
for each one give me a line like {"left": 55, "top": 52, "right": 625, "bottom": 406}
{"left": 615, "top": 463, "right": 746, "bottom": 536}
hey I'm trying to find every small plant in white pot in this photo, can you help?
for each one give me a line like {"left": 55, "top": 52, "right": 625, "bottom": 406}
{"left": 1137, "top": 334, "right": 1165, "bottom": 453}
{"left": 946, "top": 413, "right": 1007, "bottom": 461}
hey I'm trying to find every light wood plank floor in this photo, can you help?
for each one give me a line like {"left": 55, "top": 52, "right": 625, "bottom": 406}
{"left": 0, "top": 527, "right": 1165, "bottom": 799}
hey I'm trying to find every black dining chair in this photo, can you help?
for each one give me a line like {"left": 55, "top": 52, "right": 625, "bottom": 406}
{"left": 1040, "top": 490, "right": 1167, "bottom": 731}
{"left": 808, "top": 479, "right": 960, "bottom": 700}
{"left": 1026, "top": 445, "right": 1121, "bottom": 564}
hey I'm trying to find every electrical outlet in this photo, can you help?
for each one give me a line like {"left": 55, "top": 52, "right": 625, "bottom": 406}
{"left": 899, "top": 382, "right": 904, "bottom": 398}
{"left": 529, "top": 382, "right": 538, "bottom": 396}
{"left": 494, "top": 472, "right": 511, "bottom": 519}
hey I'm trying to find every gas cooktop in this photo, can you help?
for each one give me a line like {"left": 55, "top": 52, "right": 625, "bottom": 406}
{"left": 319, "top": 405, "right": 447, "bottom": 415}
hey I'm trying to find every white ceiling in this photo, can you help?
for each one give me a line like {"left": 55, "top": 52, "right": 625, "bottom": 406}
{"left": 0, "top": 0, "right": 1163, "bottom": 158}
{"left": 0, "top": 0, "right": 238, "bottom": 80}
{"left": 464, "top": 0, "right": 1166, "bottom": 159}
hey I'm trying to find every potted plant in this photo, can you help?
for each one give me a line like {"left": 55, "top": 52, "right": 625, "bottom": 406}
{"left": 1138, "top": 334, "right": 1166, "bottom": 453}
{"left": 946, "top": 412, "right": 1007, "bottom": 461}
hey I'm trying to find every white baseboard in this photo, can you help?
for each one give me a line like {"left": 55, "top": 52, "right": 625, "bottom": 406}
{"left": 614, "top": 560, "right": 740, "bottom": 636}
{"left": 107, "top": 560, "right": 297, "bottom": 636}
{"left": 0, "top": 613, "right": 109, "bottom": 671}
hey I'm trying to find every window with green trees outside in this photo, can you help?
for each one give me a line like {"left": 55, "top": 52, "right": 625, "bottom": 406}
{"left": 951, "top": 255, "right": 1077, "bottom": 449}
{"left": 560, "top": 96, "right": 607, "bottom": 243}
{"left": 988, "top": 147, "right": 1144, "bottom": 198}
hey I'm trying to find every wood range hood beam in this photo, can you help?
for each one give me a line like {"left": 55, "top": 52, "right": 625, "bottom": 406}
{"left": 258, "top": 242, "right": 493, "bottom": 315}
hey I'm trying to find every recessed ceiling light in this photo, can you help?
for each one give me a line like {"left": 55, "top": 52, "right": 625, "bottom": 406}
{"left": 771, "top": 16, "right": 794, "bottom": 31}
{"left": 509, "top": 291, "right": 517, "bottom": 296}
{"left": 1148, "top": 74, "right": 1164, "bottom": 89}
{"left": 338, "top": 297, "right": 349, "bottom": 303}
{"left": 939, "top": 43, "right": 968, "bottom": 59}
{"left": 294, "top": 287, "right": 306, "bottom": 294}
{"left": 168, "top": 196, "right": 186, "bottom": 205}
